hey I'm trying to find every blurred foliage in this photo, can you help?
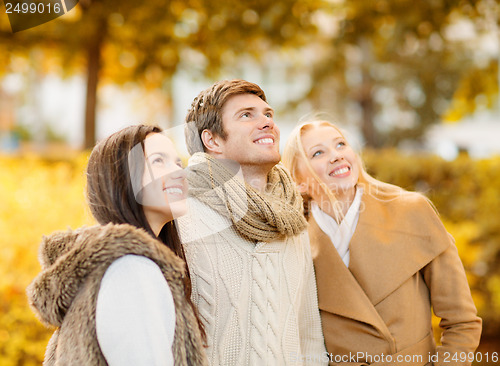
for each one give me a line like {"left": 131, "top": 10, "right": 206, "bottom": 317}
{"left": 1, "top": 151, "right": 499, "bottom": 363}
{"left": 11, "top": 124, "right": 31, "bottom": 142}
{"left": 0, "top": 0, "right": 322, "bottom": 80}
{"left": 0, "top": 153, "right": 93, "bottom": 365}
{"left": 292, "top": 0, "right": 498, "bottom": 147}
{"left": 2, "top": 0, "right": 498, "bottom": 149}
{"left": 0, "top": 0, "right": 324, "bottom": 147}
{"left": 444, "top": 59, "right": 499, "bottom": 122}
{"left": 363, "top": 149, "right": 500, "bottom": 339}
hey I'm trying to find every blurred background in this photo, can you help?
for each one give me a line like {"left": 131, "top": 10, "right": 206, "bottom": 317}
{"left": 1, "top": 0, "right": 499, "bottom": 364}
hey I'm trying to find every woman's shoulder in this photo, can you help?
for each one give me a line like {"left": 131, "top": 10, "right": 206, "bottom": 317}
{"left": 38, "top": 223, "right": 161, "bottom": 268}
{"left": 100, "top": 255, "right": 171, "bottom": 295}
{"left": 28, "top": 223, "right": 184, "bottom": 328}
{"left": 361, "top": 189, "right": 446, "bottom": 237}
{"left": 36, "top": 222, "right": 185, "bottom": 293}
{"left": 107, "top": 254, "right": 164, "bottom": 274}
{"left": 367, "top": 189, "right": 435, "bottom": 215}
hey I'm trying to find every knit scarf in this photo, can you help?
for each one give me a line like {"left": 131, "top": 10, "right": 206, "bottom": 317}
{"left": 187, "top": 153, "right": 307, "bottom": 242}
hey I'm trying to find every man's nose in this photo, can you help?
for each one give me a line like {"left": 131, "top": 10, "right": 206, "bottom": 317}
{"left": 258, "top": 114, "right": 274, "bottom": 130}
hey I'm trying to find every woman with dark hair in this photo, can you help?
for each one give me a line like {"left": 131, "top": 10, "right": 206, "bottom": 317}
{"left": 28, "top": 125, "right": 207, "bottom": 366}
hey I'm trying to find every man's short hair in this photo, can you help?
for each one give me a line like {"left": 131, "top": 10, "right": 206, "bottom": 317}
{"left": 185, "top": 79, "right": 267, "bottom": 155}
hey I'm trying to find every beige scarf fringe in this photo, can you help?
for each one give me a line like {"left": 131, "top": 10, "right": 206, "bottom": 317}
{"left": 187, "top": 153, "right": 307, "bottom": 242}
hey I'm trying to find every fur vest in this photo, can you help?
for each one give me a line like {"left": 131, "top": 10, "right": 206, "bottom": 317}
{"left": 27, "top": 223, "right": 207, "bottom": 366}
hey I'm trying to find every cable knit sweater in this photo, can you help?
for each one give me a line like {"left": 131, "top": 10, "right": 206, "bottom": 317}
{"left": 178, "top": 198, "right": 327, "bottom": 366}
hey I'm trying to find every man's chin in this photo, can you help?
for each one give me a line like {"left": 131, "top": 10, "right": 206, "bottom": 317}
{"left": 270, "top": 154, "right": 281, "bottom": 166}
{"left": 260, "top": 156, "right": 281, "bottom": 171}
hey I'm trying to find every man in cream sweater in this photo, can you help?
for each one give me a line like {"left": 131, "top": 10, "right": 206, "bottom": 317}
{"left": 178, "top": 79, "right": 327, "bottom": 365}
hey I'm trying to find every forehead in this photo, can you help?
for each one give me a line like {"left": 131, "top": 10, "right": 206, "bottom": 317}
{"left": 301, "top": 124, "right": 343, "bottom": 147}
{"left": 222, "top": 93, "right": 270, "bottom": 114}
{"left": 143, "top": 133, "right": 177, "bottom": 157}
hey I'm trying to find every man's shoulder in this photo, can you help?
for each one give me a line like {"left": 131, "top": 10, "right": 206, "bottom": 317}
{"left": 177, "top": 197, "right": 233, "bottom": 243}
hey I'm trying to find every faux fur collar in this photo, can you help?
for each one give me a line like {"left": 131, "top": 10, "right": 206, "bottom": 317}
{"left": 27, "top": 223, "right": 185, "bottom": 327}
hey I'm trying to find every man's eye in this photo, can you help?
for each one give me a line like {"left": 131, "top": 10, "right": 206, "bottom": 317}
{"left": 241, "top": 112, "right": 250, "bottom": 118}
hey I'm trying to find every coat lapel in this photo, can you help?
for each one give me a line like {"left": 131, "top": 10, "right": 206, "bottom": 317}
{"left": 309, "top": 191, "right": 452, "bottom": 344}
{"left": 348, "top": 192, "right": 451, "bottom": 306}
{"left": 309, "top": 216, "right": 394, "bottom": 342}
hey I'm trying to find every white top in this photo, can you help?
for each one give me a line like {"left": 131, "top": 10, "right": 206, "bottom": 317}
{"left": 311, "top": 188, "right": 363, "bottom": 267}
{"left": 96, "top": 254, "right": 176, "bottom": 366}
{"left": 177, "top": 198, "right": 327, "bottom": 366}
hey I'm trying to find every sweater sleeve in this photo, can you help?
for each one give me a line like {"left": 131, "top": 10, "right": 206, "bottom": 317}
{"left": 297, "top": 231, "right": 329, "bottom": 365}
{"left": 420, "top": 211, "right": 482, "bottom": 366}
{"left": 96, "top": 255, "right": 176, "bottom": 366}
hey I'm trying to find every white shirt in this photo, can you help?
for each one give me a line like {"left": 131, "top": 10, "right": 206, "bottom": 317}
{"left": 96, "top": 255, "right": 176, "bottom": 366}
{"left": 311, "top": 188, "right": 363, "bottom": 267}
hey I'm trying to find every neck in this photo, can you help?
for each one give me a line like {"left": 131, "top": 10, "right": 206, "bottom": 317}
{"left": 337, "top": 187, "right": 356, "bottom": 216}
{"left": 317, "top": 186, "right": 356, "bottom": 220}
{"left": 144, "top": 211, "right": 168, "bottom": 237}
{"left": 240, "top": 164, "right": 272, "bottom": 191}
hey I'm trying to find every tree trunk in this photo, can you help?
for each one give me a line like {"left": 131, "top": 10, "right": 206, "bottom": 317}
{"left": 359, "top": 82, "right": 377, "bottom": 147}
{"left": 83, "top": 17, "right": 107, "bottom": 150}
{"left": 163, "top": 78, "right": 174, "bottom": 129}
{"left": 359, "top": 38, "right": 378, "bottom": 148}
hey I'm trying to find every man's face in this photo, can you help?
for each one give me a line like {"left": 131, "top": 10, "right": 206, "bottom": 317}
{"left": 216, "top": 93, "right": 280, "bottom": 170}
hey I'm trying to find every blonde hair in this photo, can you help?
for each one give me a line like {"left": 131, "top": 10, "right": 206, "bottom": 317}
{"left": 282, "top": 120, "right": 409, "bottom": 222}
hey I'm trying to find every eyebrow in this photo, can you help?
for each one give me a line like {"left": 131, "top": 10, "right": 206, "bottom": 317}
{"left": 307, "top": 137, "right": 343, "bottom": 153}
{"left": 233, "top": 106, "right": 274, "bottom": 118}
{"left": 146, "top": 151, "right": 167, "bottom": 159}
{"left": 146, "top": 152, "right": 182, "bottom": 165}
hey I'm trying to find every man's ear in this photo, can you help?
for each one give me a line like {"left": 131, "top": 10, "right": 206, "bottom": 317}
{"left": 201, "top": 129, "right": 222, "bottom": 154}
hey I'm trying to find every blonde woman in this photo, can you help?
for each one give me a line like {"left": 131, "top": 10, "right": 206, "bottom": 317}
{"left": 282, "top": 120, "right": 481, "bottom": 366}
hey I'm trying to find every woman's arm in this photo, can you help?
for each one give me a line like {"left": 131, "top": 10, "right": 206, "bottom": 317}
{"left": 421, "top": 219, "right": 482, "bottom": 366}
{"left": 96, "top": 255, "right": 176, "bottom": 366}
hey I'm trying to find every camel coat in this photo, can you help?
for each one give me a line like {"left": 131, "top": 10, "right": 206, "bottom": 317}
{"left": 309, "top": 192, "right": 481, "bottom": 366}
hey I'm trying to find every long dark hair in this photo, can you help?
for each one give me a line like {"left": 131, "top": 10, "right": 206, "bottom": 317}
{"left": 86, "top": 124, "right": 205, "bottom": 340}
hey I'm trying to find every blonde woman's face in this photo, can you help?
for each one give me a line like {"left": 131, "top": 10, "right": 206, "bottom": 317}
{"left": 297, "top": 125, "right": 359, "bottom": 201}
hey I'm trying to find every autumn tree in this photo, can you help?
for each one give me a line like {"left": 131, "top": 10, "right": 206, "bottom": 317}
{"left": 295, "top": 0, "right": 497, "bottom": 147}
{"left": 0, "top": 0, "right": 322, "bottom": 149}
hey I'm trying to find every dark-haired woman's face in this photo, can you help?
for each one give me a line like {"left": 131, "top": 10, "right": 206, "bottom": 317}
{"left": 140, "top": 133, "right": 188, "bottom": 228}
